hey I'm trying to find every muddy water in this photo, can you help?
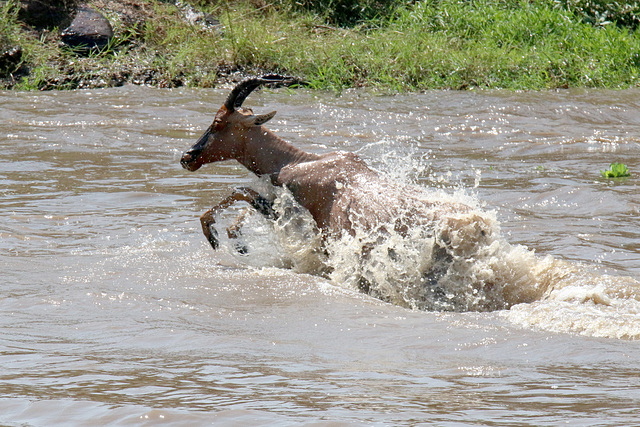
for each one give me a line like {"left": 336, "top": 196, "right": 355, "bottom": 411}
{"left": 1, "top": 86, "right": 639, "bottom": 425}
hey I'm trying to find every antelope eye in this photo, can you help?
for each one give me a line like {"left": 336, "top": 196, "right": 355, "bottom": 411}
{"left": 212, "top": 119, "right": 224, "bottom": 130}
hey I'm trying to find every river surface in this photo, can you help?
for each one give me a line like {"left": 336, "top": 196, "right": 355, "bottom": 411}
{"left": 1, "top": 85, "right": 639, "bottom": 425}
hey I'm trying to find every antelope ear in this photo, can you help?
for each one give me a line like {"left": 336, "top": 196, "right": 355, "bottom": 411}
{"left": 254, "top": 111, "right": 276, "bottom": 126}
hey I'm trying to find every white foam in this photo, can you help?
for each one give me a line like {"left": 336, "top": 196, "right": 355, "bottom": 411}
{"left": 209, "top": 146, "right": 640, "bottom": 339}
{"left": 505, "top": 265, "right": 640, "bottom": 339}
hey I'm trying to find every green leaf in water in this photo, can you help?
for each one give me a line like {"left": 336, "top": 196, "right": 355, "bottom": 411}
{"left": 600, "top": 162, "right": 630, "bottom": 178}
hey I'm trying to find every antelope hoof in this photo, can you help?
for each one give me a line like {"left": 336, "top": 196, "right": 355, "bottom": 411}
{"left": 233, "top": 242, "right": 249, "bottom": 255}
{"left": 205, "top": 227, "right": 220, "bottom": 250}
{"left": 227, "top": 225, "right": 249, "bottom": 255}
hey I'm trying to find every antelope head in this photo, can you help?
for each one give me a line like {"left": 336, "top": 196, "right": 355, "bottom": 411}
{"left": 180, "top": 75, "right": 294, "bottom": 172}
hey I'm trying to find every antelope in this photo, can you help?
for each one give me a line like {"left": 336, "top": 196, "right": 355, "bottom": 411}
{"left": 180, "top": 75, "right": 493, "bottom": 290}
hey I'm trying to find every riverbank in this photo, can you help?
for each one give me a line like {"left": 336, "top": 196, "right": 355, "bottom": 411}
{"left": 2, "top": 0, "right": 640, "bottom": 91}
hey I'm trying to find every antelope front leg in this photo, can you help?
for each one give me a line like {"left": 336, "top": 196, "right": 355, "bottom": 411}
{"left": 199, "top": 187, "right": 275, "bottom": 250}
{"left": 200, "top": 208, "right": 221, "bottom": 249}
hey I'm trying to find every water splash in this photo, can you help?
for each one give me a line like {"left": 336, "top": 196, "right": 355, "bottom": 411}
{"left": 210, "top": 144, "right": 640, "bottom": 339}
{"left": 499, "top": 259, "right": 640, "bottom": 339}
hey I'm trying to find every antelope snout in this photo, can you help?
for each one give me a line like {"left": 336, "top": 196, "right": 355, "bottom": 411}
{"left": 180, "top": 149, "right": 202, "bottom": 171}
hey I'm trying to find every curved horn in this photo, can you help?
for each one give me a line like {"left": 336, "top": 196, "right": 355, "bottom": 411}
{"left": 224, "top": 74, "right": 299, "bottom": 111}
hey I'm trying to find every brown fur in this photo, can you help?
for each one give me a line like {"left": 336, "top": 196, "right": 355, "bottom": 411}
{"left": 180, "top": 77, "right": 487, "bottom": 249}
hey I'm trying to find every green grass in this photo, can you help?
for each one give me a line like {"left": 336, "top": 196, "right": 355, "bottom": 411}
{"left": 205, "top": 0, "right": 640, "bottom": 90}
{"left": 3, "top": 0, "right": 640, "bottom": 91}
{"left": 0, "top": 0, "right": 23, "bottom": 76}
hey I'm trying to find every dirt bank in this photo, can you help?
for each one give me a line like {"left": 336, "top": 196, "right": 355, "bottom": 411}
{"left": 1, "top": 0, "right": 272, "bottom": 90}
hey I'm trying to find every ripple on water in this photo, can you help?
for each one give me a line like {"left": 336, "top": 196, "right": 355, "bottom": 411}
{"left": 1, "top": 87, "right": 640, "bottom": 426}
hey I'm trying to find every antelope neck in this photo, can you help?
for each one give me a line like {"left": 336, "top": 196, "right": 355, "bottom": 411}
{"left": 238, "top": 127, "right": 320, "bottom": 177}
